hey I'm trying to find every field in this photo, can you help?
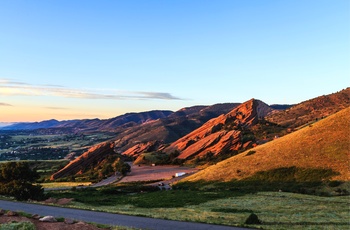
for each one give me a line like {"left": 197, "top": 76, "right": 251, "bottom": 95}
{"left": 0, "top": 131, "right": 115, "bottom": 161}
{"left": 46, "top": 183, "right": 350, "bottom": 229}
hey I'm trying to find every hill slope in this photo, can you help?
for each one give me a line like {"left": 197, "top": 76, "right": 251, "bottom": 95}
{"left": 51, "top": 141, "right": 115, "bottom": 180}
{"left": 266, "top": 87, "right": 350, "bottom": 128}
{"left": 183, "top": 107, "right": 350, "bottom": 182}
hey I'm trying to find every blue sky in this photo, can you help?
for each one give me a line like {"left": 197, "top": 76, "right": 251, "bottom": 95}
{"left": 0, "top": 0, "right": 349, "bottom": 122}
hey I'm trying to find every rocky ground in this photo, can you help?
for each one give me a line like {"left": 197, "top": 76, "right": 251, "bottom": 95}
{"left": 0, "top": 210, "right": 106, "bottom": 230}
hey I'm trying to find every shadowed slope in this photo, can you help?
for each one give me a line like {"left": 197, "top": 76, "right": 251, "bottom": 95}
{"left": 183, "top": 107, "right": 350, "bottom": 182}
{"left": 50, "top": 142, "right": 115, "bottom": 180}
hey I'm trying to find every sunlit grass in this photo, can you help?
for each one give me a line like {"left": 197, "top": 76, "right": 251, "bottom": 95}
{"left": 47, "top": 189, "right": 350, "bottom": 229}
{"left": 40, "top": 182, "right": 91, "bottom": 188}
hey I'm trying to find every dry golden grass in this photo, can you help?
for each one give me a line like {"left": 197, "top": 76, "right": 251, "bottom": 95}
{"left": 40, "top": 182, "right": 92, "bottom": 188}
{"left": 184, "top": 107, "right": 350, "bottom": 182}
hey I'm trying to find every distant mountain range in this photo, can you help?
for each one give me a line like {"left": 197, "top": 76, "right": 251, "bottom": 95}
{"left": 1, "top": 103, "right": 293, "bottom": 132}
{"left": 0, "top": 122, "right": 15, "bottom": 128}
{"left": 0, "top": 110, "right": 173, "bottom": 131}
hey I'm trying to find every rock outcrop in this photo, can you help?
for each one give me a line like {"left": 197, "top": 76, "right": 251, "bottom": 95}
{"left": 164, "top": 99, "right": 274, "bottom": 160}
{"left": 113, "top": 103, "right": 239, "bottom": 155}
{"left": 50, "top": 142, "right": 115, "bottom": 180}
{"left": 122, "top": 141, "right": 163, "bottom": 157}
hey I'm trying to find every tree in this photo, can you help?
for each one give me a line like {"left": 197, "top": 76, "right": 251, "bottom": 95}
{"left": 0, "top": 162, "right": 44, "bottom": 201}
{"left": 0, "top": 162, "right": 39, "bottom": 183}
{"left": 112, "top": 159, "right": 131, "bottom": 176}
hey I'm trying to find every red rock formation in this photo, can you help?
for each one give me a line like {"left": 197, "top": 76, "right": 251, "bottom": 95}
{"left": 164, "top": 99, "right": 274, "bottom": 160}
{"left": 122, "top": 141, "right": 162, "bottom": 157}
{"left": 50, "top": 141, "right": 115, "bottom": 180}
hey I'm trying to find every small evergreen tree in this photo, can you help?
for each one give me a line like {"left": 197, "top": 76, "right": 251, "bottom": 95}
{"left": 0, "top": 162, "right": 44, "bottom": 201}
{"left": 244, "top": 213, "right": 262, "bottom": 224}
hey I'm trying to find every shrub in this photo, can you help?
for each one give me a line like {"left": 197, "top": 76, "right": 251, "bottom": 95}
{"left": 0, "top": 181, "right": 44, "bottom": 201}
{"left": 244, "top": 213, "right": 262, "bottom": 225}
{"left": 328, "top": 181, "right": 343, "bottom": 187}
{"left": 0, "top": 162, "right": 45, "bottom": 201}
{"left": 245, "top": 150, "right": 256, "bottom": 156}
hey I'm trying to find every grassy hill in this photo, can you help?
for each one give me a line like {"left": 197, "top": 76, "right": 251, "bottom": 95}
{"left": 266, "top": 87, "right": 350, "bottom": 129}
{"left": 183, "top": 107, "right": 350, "bottom": 182}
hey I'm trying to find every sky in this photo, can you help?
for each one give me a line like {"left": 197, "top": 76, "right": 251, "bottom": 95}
{"left": 0, "top": 0, "right": 349, "bottom": 122}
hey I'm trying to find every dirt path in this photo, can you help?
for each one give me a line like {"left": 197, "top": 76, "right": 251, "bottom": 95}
{"left": 91, "top": 174, "right": 120, "bottom": 187}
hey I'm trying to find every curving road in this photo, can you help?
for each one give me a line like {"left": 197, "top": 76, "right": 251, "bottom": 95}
{"left": 0, "top": 200, "right": 250, "bottom": 230}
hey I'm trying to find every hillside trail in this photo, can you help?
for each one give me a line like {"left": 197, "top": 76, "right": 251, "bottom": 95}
{"left": 91, "top": 174, "right": 120, "bottom": 187}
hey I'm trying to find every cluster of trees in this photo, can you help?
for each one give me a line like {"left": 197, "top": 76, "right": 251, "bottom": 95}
{"left": 0, "top": 162, "right": 44, "bottom": 201}
{"left": 97, "top": 157, "right": 131, "bottom": 178}
{"left": 67, "top": 155, "right": 131, "bottom": 183}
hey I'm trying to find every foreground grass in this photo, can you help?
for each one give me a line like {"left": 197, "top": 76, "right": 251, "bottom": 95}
{"left": 46, "top": 183, "right": 350, "bottom": 230}
{"left": 40, "top": 182, "right": 92, "bottom": 189}
{"left": 0, "top": 222, "right": 36, "bottom": 230}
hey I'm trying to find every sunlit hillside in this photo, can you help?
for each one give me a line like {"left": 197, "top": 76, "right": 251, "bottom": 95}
{"left": 184, "top": 107, "right": 350, "bottom": 182}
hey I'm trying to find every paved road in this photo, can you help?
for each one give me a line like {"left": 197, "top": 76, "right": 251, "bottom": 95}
{"left": 0, "top": 200, "right": 249, "bottom": 230}
{"left": 91, "top": 174, "right": 120, "bottom": 187}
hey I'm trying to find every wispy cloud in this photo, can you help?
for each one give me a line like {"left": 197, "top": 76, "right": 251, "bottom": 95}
{"left": 44, "top": 106, "right": 70, "bottom": 110}
{"left": 137, "top": 92, "right": 182, "bottom": 100}
{"left": 0, "top": 102, "right": 12, "bottom": 106}
{"left": 0, "top": 78, "right": 184, "bottom": 101}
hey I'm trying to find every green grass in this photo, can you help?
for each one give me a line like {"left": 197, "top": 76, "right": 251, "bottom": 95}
{"left": 45, "top": 181, "right": 350, "bottom": 229}
{"left": 0, "top": 222, "right": 36, "bottom": 230}
{"left": 134, "top": 152, "right": 169, "bottom": 165}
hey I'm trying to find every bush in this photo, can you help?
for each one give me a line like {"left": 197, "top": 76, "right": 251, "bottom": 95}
{"left": 244, "top": 213, "right": 262, "bottom": 225}
{"left": 328, "top": 181, "right": 343, "bottom": 187}
{"left": 0, "top": 181, "right": 44, "bottom": 201}
{"left": 245, "top": 150, "right": 256, "bottom": 156}
{"left": 0, "top": 162, "right": 45, "bottom": 201}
